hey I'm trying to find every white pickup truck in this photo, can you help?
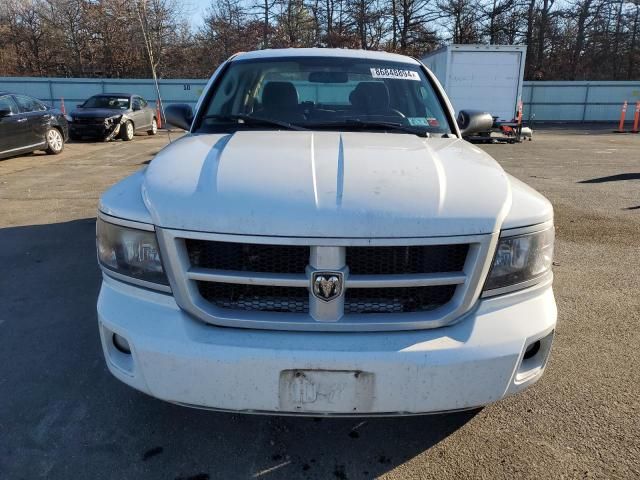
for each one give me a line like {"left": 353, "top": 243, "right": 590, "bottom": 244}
{"left": 96, "top": 48, "right": 556, "bottom": 416}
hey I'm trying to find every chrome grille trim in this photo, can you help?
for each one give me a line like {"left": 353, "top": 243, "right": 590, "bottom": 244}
{"left": 185, "top": 268, "right": 465, "bottom": 289}
{"left": 186, "top": 267, "right": 308, "bottom": 287}
{"left": 156, "top": 228, "right": 499, "bottom": 332}
{"left": 347, "top": 272, "right": 466, "bottom": 288}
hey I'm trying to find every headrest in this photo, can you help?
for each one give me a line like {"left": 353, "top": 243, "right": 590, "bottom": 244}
{"left": 262, "top": 82, "right": 299, "bottom": 110}
{"left": 349, "top": 82, "right": 390, "bottom": 112}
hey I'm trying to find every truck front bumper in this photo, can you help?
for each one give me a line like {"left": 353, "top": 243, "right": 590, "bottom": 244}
{"left": 97, "top": 275, "right": 556, "bottom": 415}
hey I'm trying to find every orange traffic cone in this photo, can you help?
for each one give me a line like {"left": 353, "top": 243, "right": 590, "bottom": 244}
{"left": 60, "top": 97, "right": 66, "bottom": 114}
{"left": 631, "top": 101, "right": 640, "bottom": 134}
{"left": 614, "top": 101, "right": 628, "bottom": 133}
{"left": 517, "top": 100, "right": 523, "bottom": 125}
{"left": 156, "top": 100, "right": 162, "bottom": 129}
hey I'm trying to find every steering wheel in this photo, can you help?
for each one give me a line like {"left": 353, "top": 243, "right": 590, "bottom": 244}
{"left": 390, "top": 108, "right": 406, "bottom": 119}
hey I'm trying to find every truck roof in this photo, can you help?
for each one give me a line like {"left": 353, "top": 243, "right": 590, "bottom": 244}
{"left": 233, "top": 48, "right": 420, "bottom": 65}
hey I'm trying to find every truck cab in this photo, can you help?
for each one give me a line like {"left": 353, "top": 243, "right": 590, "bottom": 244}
{"left": 96, "top": 48, "right": 556, "bottom": 415}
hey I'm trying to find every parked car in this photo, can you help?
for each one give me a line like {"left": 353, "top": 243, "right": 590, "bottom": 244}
{"left": 69, "top": 93, "right": 157, "bottom": 141}
{"left": 0, "top": 92, "right": 68, "bottom": 159}
{"left": 96, "top": 49, "right": 556, "bottom": 416}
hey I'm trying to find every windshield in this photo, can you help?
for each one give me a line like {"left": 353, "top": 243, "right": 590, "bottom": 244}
{"left": 195, "top": 57, "right": 452, "bottom": 136}
{"left": 82, "top": 96, "right": 130, "bottom": 110}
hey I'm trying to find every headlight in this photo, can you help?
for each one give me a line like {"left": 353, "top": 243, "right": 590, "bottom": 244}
{"left": 483, "top": 226, "right": 554, "bottom": 295}
{"left": 104, "top": 115, "right": 120, "bottom": 126}
{"left": 96, "top": 217, "right": 169, "bottom": 287}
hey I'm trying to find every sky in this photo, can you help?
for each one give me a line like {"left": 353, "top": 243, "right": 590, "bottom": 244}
{"left": 183, "top": 0, "right": 211, "bottom": 30}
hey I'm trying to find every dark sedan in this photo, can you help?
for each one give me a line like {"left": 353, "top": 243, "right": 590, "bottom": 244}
{"left": 69, "top": 93, "right": 158, "bottom": 141}
{"left": 0, "top": 92, "right": 68, "bottom": 160}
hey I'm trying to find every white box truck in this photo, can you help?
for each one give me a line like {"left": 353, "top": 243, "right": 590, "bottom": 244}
{"left": 421, "top": 44, "right": 526, "bottom": 122}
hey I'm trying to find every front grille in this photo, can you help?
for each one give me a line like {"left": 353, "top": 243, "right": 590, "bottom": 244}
{"left": 186, "top": 240, "right": 308, "bottom": 274}
{"left": 344, "top": 285, "right": 456, "bottom": 314}
{"left": 74, "top": 118, "right": 103, "bottom": 125}
{"left": 346, "top": 245, "right": 469, "bottom": 275}
{"left": 197, "top": 282, "right": 309, "bottom": 313}
{"left": 176, "top": 236, "right": 478, "bottom": 327}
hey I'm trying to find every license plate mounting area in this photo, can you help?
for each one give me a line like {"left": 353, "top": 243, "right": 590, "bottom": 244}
{"left": 278, "top": 369, "right": 375, "bottom": 414}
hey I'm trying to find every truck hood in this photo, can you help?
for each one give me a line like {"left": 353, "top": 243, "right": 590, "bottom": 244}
{"left": 142, "top": 132, "right": 511, "bottom": 237}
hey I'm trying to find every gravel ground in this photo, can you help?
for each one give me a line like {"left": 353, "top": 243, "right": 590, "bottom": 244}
{"left": 0, "top": 128, "right": 638, "bottom": 479}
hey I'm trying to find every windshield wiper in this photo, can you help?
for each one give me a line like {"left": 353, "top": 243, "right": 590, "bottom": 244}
{"left": 306, "top": 119, "right": 429, "bottom": 137}
{"left": 204, "top": 114, "right": 307, "bottom": 131}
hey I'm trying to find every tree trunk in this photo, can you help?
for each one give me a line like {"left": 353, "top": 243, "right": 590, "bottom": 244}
{"left": 525, "top": 0, "right": 536, "bottom": 77}
{"left": 629, "top": 4, "right": 639, "bottom": 80}
{"left": 391, "top": 0, "right": 397, "bottom": 50}
{"left": 536, "top": 0, "right": 550, "bottom": 73}
{"left": 612, "top": 0, "right": 624, "bottom": 79}
{"left": 263, "top": 0, "right": 269, "bottom": 48}
{"left": 489, "top": 0, "right": 497, "bottom": 44}
{"left": 570, "top": 0, "right": 591, "bottom": 79}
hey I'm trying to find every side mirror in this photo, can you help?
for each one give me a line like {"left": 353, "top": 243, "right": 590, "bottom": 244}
{"left": 133, "top": 104, "right": 141, "bottom": 111}
{"left": 457, "top": 110, "right": 494, "bottom": 136}
{"left": 76, "top": 104, "right": 84, "bottom": 108}
{"left": 0, "top": 108, "right": 11, "bottom": 118}
{"left": 164, "top": 103, "right": 193, "bottom": 131}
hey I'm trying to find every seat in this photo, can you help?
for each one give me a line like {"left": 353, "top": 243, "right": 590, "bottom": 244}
{"left": 260, "top": 82, "right": 303, "bottom": 122}
{"left": 349, "top": 82, "right": 393, "bottom": 116}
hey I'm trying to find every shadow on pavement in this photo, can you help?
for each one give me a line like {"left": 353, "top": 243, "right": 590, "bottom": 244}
{"left": 530, "top": 122, "right": 627, "bottom": 135}
{"left": 0, "top": 219, "right": 477, "bottom": 480}
{"left": 579, "top": 173, "right": 640, "bottom": 183}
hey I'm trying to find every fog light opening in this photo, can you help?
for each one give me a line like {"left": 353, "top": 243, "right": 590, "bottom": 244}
{"left": 515, "top": 331, "right": 554, "bottom": 384}
{"left": 523, "top": 340, "right": 541, "bottom": 360}
{"left": 112, "top": 333, "right": 131, "bottom": 355}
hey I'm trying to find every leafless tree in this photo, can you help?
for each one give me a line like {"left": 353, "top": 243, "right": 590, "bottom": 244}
{"left": 437, "top": 0, "right": 482, "bottom": 43}
{"left": 0, "top": 0, "right": 638, "bottom": 80}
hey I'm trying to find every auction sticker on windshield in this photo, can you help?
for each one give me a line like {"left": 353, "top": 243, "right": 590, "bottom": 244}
{"left": 370, "top": 68, "right": 420, "bottom": 81}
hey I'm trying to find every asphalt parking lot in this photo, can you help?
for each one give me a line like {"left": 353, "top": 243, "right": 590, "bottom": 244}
{"left": 1, "top": 129, "right": 638, "bottom": 480}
